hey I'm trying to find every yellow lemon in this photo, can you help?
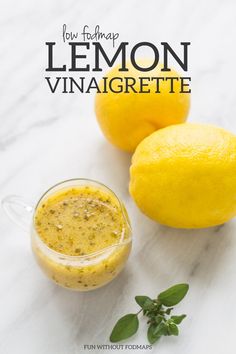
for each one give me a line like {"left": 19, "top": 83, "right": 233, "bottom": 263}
{"left": 129, "top": 123, "right": 236, "bottom": 228}
{"left": 95, "top": 61, "right": 190, "bottom": 152}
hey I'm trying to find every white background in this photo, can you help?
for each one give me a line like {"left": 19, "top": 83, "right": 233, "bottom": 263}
{"left": 1, "top": 0, "right": 236, "bottom": 353}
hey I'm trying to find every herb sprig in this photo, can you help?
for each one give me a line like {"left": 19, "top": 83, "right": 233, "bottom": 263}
{"left": 110, "top": 283, "right": 189, "bottom": 344}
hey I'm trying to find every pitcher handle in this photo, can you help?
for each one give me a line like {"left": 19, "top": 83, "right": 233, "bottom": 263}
{"left": 2, "top": 195, "right": 33, "bottom": 232}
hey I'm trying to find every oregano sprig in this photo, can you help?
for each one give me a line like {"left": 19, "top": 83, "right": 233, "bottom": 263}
{"left": 110, "top": 283, "right": 189, "bottom": 344}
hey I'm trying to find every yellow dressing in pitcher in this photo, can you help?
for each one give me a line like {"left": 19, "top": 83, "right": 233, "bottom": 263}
{"left": 32, "top": 184, "right": 131, "bottom": 291}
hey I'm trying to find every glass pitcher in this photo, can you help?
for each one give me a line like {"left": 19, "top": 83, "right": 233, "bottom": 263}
{"left": 2, "top": 179, "right": 132, "bottom": 291}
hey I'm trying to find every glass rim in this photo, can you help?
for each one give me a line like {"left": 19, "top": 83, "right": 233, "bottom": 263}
{"left": 32, "top": 178, "right": 132, "bottom": 261}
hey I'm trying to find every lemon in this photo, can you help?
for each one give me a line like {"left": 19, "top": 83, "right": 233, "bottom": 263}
{"left": 95, "top": 61, "right": 190, "bottom": 152}
{"left": 129, "top": 123, "right": 236, "bottom": 228}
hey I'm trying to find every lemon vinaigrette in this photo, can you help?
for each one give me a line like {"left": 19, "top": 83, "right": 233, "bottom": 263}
{"left": 31, "top": 180, "right": 132, "bottom": 290}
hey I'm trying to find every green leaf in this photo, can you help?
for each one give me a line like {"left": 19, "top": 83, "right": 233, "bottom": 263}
{"left": 155, "top": 315, "right": 163, "bottom": 325}
{"left": 147, "top": 324, "right": 161, "bottom": 344}
{"left": 153, "top": 322, "right": 168, "bottom": 336}
{"left": 158, "top": 284, "right": 189, "bottom": 307}
{"left": 110, "top": 314, "right": 139, "bottom": 343}
{"left": 171, "top": 314, "right": 186, "bottom": 324}
{"left": 165, "top": 307, "right": 174, "bottom": 315}
{"left": 168, "top": 323, "right": 179, "bottom": 336}
{"left": 135, "top": 296, "right": 154, "bottom": 310}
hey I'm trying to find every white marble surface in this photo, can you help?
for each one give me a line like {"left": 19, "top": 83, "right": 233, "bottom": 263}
{"left": 1, "top": 0, "right": 236, "bottom": 353}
